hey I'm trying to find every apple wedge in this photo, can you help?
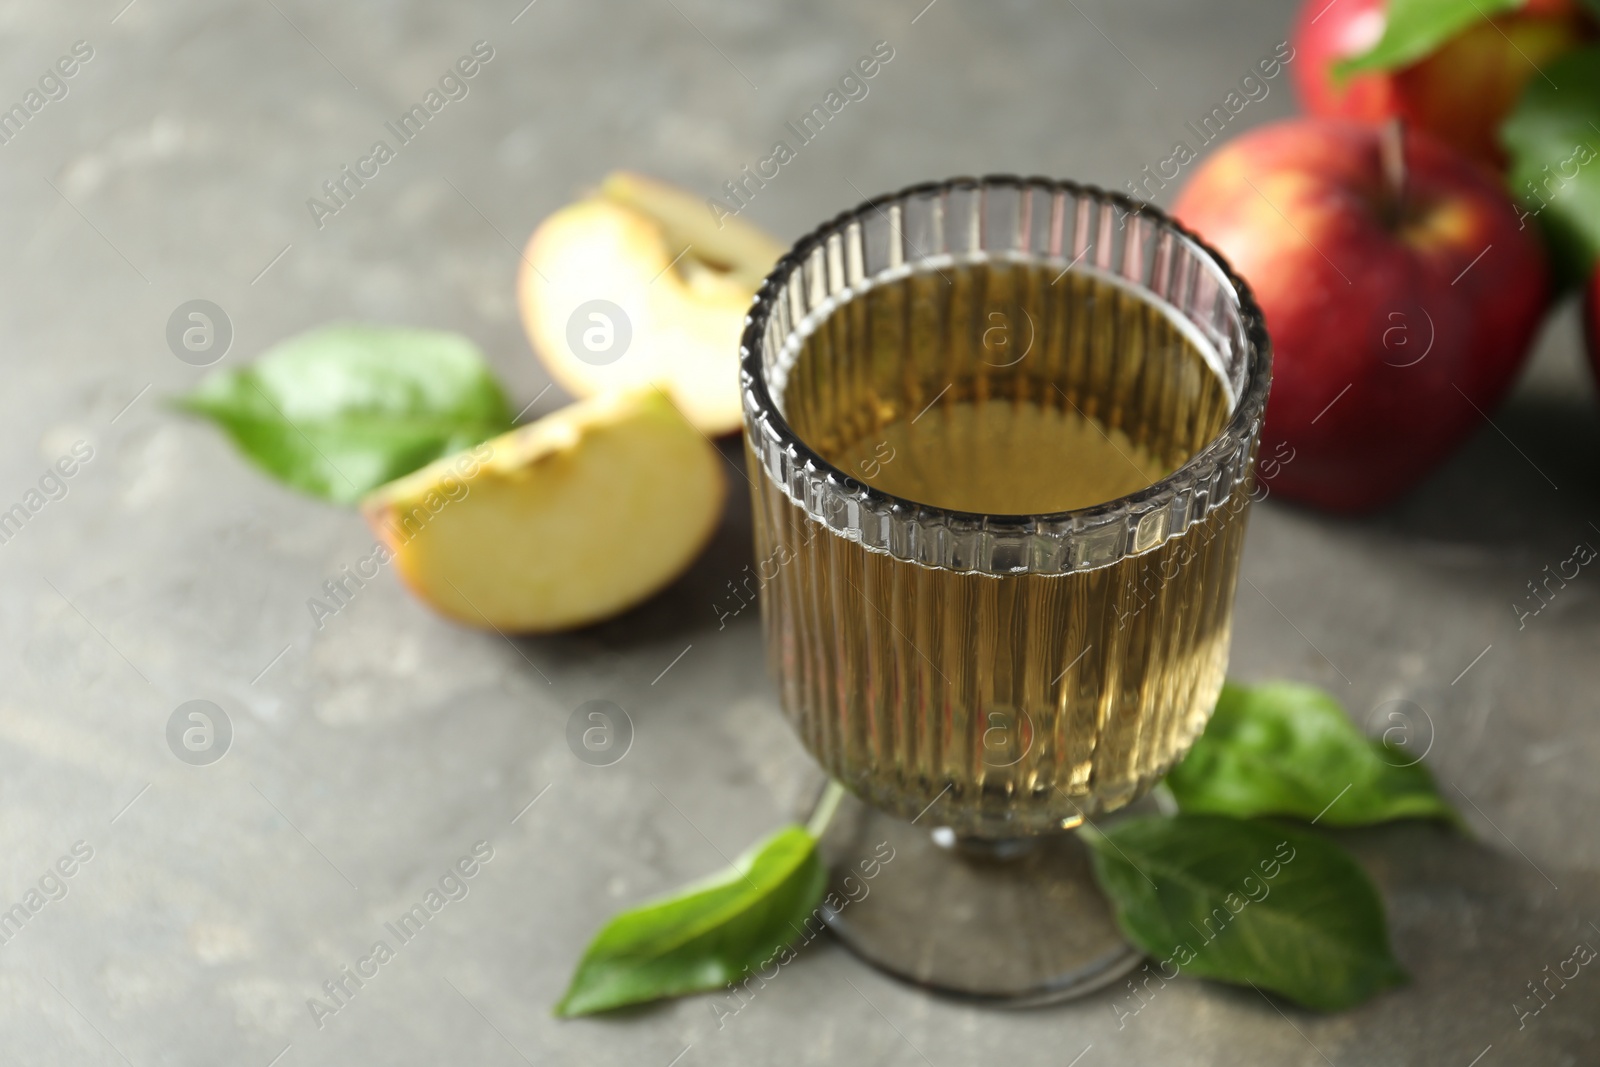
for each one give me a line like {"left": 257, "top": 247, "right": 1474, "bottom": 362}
{"left": 361, "top": 389, "right": 726, "bottom": 633}
{"left": 517, "top": 171, "right": 784, "bottom": 436}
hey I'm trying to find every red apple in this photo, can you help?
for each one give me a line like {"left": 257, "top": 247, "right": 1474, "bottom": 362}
{"left": 1292, "top": 0, "right": 1590, "bottom": 169}
{"left": 1173, "top": 119, "right": 1550, "bottom": 512}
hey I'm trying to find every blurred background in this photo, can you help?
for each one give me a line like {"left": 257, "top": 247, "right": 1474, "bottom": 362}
{"left": 1, "top": 0, "right": 1597, "bottom": 1063}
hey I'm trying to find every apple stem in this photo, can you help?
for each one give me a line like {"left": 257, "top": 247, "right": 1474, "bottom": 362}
{"left": 1380, "top": 119, "right": 1407, "bottom": 224}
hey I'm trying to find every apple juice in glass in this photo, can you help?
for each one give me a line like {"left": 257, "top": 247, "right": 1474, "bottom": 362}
{"left": 740, "top": 178, "right": 1271, "bottom": 1002}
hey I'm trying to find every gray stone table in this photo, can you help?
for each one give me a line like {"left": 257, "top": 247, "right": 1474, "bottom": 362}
{"left": 1, "top": 0, "right": 1597, "bottom": 1063}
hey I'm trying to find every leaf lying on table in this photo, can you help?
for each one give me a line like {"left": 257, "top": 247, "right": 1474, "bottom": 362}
{"left": 1334, "top": 0, "right": 1521, "bottom": 78}
{"left": 555, "top": 824, "right": 826, "bottom": 1017}
{"left": 1502, "top": 45, "right": 1600, "bottom": 285}
{"left": 1165, "top": 681, "right": 1456, "bottom": 827}
{"left": 1085, "top": 815, "right": 1407, "bottom": 1011}
{"left": 175, "top": 324, "right": 512, "bottom": 504}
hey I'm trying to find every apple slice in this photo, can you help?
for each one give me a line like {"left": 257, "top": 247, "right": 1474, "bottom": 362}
{"left": 361, "top": 389, "right": 726, "bottom": 633}
{"left": 517, "top": 171, "right": 785, "bottom": 436}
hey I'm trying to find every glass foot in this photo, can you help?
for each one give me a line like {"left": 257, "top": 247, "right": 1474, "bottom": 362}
{"left": 812, "top": 786, "right": 1146, "bottom": 1006}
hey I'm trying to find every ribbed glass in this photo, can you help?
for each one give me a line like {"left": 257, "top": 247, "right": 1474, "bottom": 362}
{"left": 741, "top": 177, "right": 1271, "bottom": 838}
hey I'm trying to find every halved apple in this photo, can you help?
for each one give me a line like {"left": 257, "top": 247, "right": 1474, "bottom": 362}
{"left": 517, "top": 172, "right": 784, "bottom": 436}
{"left": 361, "top": 389, "right": 726, "bottom": 632}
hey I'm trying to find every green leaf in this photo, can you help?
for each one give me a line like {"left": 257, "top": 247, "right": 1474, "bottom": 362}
{"left": 1086, "top": 815, "right": 1407, "bottom": 1011}
{"left": 175, "top": 324, "right": 512, "bottom": 504}
{"left": 555, "top": 824, "right": 826, "bottom": 1016}
{"left": 1165, "top": 681, "right": 1455, "bottom": 827}
{"left": 1502, "top": 45, "right": 1600, "bottom": 285}
{"left": 1336, "top": 0, "right": 1521, "bottom": 77}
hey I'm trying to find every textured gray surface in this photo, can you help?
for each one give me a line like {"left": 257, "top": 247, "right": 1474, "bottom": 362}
{"left": 2, "top": 0, "right": 1598, "bottom": 1063}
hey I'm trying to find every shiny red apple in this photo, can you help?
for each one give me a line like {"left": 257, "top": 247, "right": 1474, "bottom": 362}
{"left": 1292, "top": 0, "right": 1590, "bottom": 169}
{"left": 1173, "top": 119, "right": 1551, "bottom": 512}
